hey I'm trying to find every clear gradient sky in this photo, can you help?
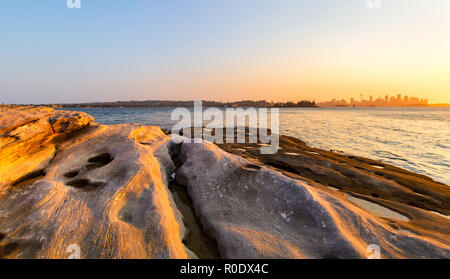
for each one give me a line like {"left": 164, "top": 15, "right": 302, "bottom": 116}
{"left": 1, "top": 0, "right": 449, "bottom": 104}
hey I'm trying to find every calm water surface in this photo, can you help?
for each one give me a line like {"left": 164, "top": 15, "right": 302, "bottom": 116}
{"left": 63, "top": 107, "right": 449, "bottom": 185}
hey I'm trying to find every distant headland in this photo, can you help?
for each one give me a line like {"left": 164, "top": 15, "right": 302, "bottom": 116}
{"left": 46, "top": 100, "right": 318, "bottom": 109}
{"left": 9, "top": 97, "right": 449, "bottom": 109}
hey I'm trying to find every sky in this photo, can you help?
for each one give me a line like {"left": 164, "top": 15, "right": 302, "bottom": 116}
{"left": 1, "top": 0, "right": 449, "bottom": 104}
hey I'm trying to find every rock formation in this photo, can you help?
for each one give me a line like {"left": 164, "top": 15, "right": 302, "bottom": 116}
{"left": 0, "top": 106, "right": 449, "bottom": 259}
{"left": 0, "top": 106, "right": 189, "bottom": 258}
{"left": 175, "top": 141, "right": 449, "bottom": 258}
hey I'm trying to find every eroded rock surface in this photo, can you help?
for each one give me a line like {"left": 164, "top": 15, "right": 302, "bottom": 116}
{"left": 0, "top": 107, "right": 190, "bottom": 259}
{"left": 1, "top": 106, "right": 449, "bottom": 259}
{"left": 218, "top": 132, "right": 450, "bottom": 247}
{"left": 175, "top": 141, "right": 450, "bottom": 259}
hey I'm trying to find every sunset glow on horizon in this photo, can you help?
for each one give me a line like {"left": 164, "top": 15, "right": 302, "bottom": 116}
{"left": 1, "top": 0, "right": 449, "bottom": 104}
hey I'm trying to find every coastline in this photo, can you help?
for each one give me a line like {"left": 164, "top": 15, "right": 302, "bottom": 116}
{"left": 0, "top": 106, "right": 448, "bottom": 259}
{"left": 59, "top": 105, "right": 450, "bottom": 186}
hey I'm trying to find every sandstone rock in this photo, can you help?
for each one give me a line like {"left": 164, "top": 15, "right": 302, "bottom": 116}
{"left": 49, "top": 110, "right": 95, "bottom": 133}
{"left": 0, "top": 107, "right": 191, "bottom": 259}
{"left": 175, "top": 140, "right": 450, "bottom": 259}
{"left": 0, "top": 106, "right": 54, "bottom": 134}
{"left": 1, "top": 106, "right": 448, "bottom": 259}
{"left": 219, "top": 134, "right": 450, "bottom": 216}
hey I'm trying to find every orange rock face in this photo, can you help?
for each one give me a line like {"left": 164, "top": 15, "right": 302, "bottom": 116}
{"left": 0, "top": 106, "right": 190, "bottom": 259}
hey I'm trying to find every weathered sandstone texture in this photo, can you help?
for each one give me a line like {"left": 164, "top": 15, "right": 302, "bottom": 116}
{"left": 0, "top": 106, "right": 449, "bottom": 259}
{"left": 175, "top": 141, "right": 449, "bottom": 259}
{"left": 0, "top": 106, "right": 189, "bottom": 258}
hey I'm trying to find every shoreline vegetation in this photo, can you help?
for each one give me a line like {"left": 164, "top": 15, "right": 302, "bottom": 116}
{"left": 8, "top": 100, "right": 447, "bottom": 109}
{"left": 50, "top": 100, "right": 319, "bottom": 108}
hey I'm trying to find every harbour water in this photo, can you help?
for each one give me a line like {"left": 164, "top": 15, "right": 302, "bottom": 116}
{"left": 63, "top": 107, "right": 449, "bottom": 185}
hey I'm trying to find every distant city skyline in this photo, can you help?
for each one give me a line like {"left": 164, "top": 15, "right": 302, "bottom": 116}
{"left": 1, "top": 1, "right": 450, "bottom": 104}
{"left": 317, "top": 94, "right": 430, "bottom": 107}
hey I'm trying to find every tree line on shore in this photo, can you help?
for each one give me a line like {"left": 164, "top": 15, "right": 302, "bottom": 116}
{"left": 54, "top": 100, "right": 318, "bottom": 108}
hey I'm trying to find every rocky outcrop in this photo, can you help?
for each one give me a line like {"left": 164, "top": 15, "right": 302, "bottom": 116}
{"left": 0, "top": 106, "right": 190, "bottom": 259}
{"left": 0, "top": 106, "right": 449, "bottom": 259}
{"left": 175, "top": 141, "right": 450, "bottom": 259}
{"left": 218, "top": 133, "right": 450, "bottom": 248}
{"left": 219, "top": 132, "right": 450, "bottom": 216}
